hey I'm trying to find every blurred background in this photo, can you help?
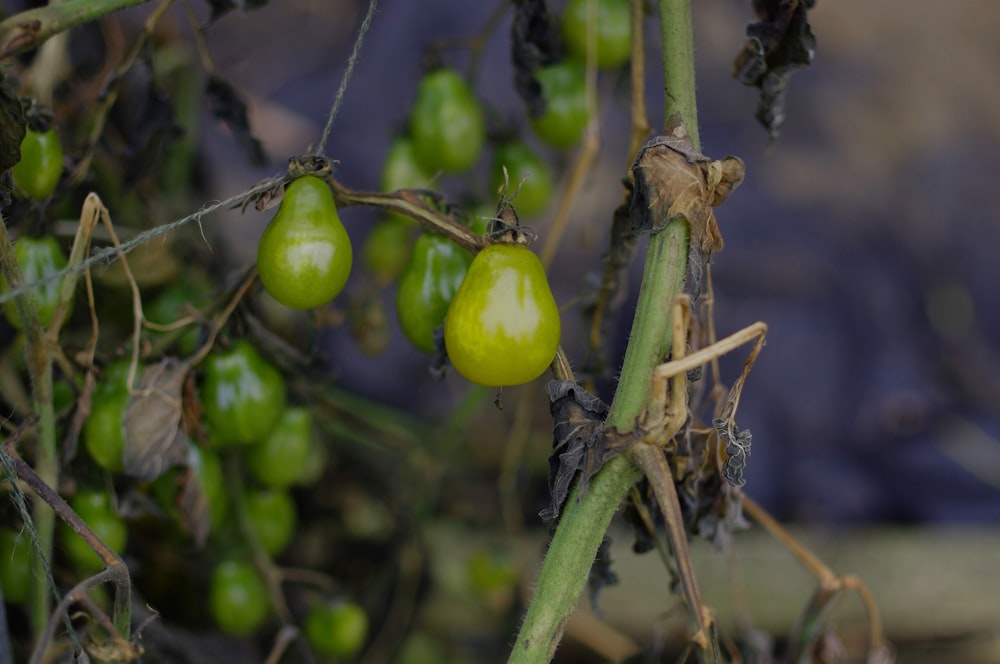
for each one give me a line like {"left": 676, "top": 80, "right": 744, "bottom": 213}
{"left": 3, "top": 0, "right": 1000, "bottom": 661}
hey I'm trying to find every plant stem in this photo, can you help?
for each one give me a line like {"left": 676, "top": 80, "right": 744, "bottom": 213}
{"left": 0, "top": 0, "right": 152, "bottom": 59}
{"left": 0, "top": 216, "right": 56, "bottom": 640}
{"left": 509, "top": 0, "right": 701, "bottom": 661}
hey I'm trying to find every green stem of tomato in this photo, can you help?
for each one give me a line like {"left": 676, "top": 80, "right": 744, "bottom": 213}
{"left": 0, "top": 0, "right": 152, "bottom": 59}
{"left": 0, "top": 215, "right": 56, "bottom": 640}
{"left": 508, "top": 0, "right": 700, "bottom": 661}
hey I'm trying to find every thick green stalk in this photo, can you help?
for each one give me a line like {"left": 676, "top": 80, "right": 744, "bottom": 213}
{"left": 508, "top": 1, "right": 700, "bottom": 661}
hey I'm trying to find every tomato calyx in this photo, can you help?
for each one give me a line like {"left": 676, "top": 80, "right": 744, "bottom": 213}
{"left": 484, "top": 200, "right": 538, "bottom": 248}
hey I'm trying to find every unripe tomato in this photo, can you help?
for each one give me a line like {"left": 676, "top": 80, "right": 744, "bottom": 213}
{"left": 410, "top": 69, "right": 485, "bottom": 174}
{"left": 202, "top": 341, "right": 287, "bottom": 446}
{"left": 188, "top": 444, "right": 228, "bottom": 529}
{"left": 83, "top": 390, "right": 128, "bottom": 473}
{"left": 0, "top": 528, "right": 32, "bottom": 604}
{"left": 209, "top": 560, "right": 269, "bottom": 636}
{"left": 82, "top": 359, "right": 140, "bottom": 473}
{"left": 382, "top": 135, "right": 435, "bottom": 191}
{"left": 491, "top": 142, "right": 554, "bottom": 217}
{"left": 246, "top": 407, "right": 316, "bottom": 488}
{"left": 362, "top": 218, "right": 414, "bottom": 286}
{"left": 444, "top": 243, "right": 560, "bottom": 386}
{"left": 561, "top": 0, "right": 632, "bottom": 69}
{"left": 1, "top": 235, "right": 71, "bottom": 331}
{"left": 530, "top": 61, "right": 589, "bottom": 149}
{"left": 396, "top": 233, "right": 472, "bottom": 354}
{"left": 244, "top": 489, "right": 296, "bottom": 556}
{"left": 257, "top": 176, "right": 353, "bottom": 310}
{"left": 146, "top": 280, "right": 204, "bottom": 355}
{"left": 304, "top": 599, "right": 369, "bottom": 658}
{"left": 12, "top": 129, "right": 64, "bottom": 201}
{"left": 61, "top": 490, "right": 127, "bottom": 572}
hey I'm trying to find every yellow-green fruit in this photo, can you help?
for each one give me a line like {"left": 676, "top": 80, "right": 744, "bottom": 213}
{"left": 257, "top": 176, "right": 352, "bottom": 310}
{"left": 444, "top": 243, "right": 560, "bottom": 386}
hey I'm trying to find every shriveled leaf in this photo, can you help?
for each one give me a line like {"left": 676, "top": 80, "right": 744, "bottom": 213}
{"left": 106, "top": 59, "right": 184, "bottom": 187}
{"left": 542, "top": 381, "right": 633, "bottom": 526}
{"left": 732, "top": 0, "right": 817, "bottom": 141}
{"left": 206, "top": 75, "right": 266, "bottom": 165}
{"left": 123, "top": 358, "right": 191, "bottom": 481}
{"left": 630, "top": 134, "right": 745, "bottom": 262}
{"left": 715, "top": 417, "right": 752, "bottom": 488}
{"left": 0, "top": 70, "right": 25, "bottom": 186}
{"left": 511, "top": 0, "right": 563, "bottom": 118}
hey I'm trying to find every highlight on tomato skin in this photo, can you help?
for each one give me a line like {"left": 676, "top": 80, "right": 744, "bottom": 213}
{"left": 443, "top": 243, "right": 561, "bottom": 387}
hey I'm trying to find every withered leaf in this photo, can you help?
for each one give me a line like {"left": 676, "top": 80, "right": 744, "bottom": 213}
{"left": 630, "top": 134, "right": 745, "bottom": 260}
{"left": 0, "top": 69, "right": 25, "bottom": 180}
{"left": 542, "top": 381, "right": 633, "bottom": 527}
{"left": 511, "top": 0, "right": 563, "bottom": 118}
{"left": 714, "top": 417, "right": 752, "bottom": 488}
{"left": 206, "top": 75, "right": 266, "bottom": 166}
{"left": 123, "top": 358, "right": 191, "bottom": 482}
{"left": 732, "top": 0, "right": 816, "bottom": 141}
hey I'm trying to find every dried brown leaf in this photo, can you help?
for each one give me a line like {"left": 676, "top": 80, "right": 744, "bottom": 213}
{"left": 123, "top": 358, "right": 190, "bottom": 481}
{"left": 630, "top": 134, "right": 745, "bottom": 260}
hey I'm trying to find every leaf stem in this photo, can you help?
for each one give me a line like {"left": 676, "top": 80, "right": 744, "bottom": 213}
{"left": 0, "top": 0, "right": 152, "bottom": 59}
{"left": 508, "top": 0, "right": 702, "bottom": 661}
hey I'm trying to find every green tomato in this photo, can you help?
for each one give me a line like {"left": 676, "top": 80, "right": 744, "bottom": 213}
{"left": 1, "top": 235, "right": 71, "bottom": 331}
{"left": 83, "top": 389, "right": 128, "bottom": 473}
{"left": 396, "top": 233, "right": 472, "bottom": 354}
{"left": 382, "top": 136, "right": 436, "bottom": 194}
{"left": 146, "top": 280, "right": 203, "bottom": 355}
{"left": 209, "top": 560, "right": 269, "bottom": 636}
{"left": 561, "top": 0, "right": 632, "bottom": 69}
{"left": 246, "top": 407, "right": 316, "bottom": 488}
{"left": 362, "top": 218, "right": 415, "bottom": 286}
{"left": 244, "top": 489, "right": 296, "bottom": 556}
{"left": 11, "top": 129, "right": 64, "bottom": 201}
{"left": 491, "top": 142, "right": 554, "bottom": 217}
{"left": 188, "top": 444, "right": 228, "bottom": 529}
{"left": 444, "top": 243, "right": 560, "bottom": 386}
{"left": 61, "top": 490, "right": 127, "bottom": 572}
{"left": 202, "top": 341, "right": 287, "bottom": 446}
{"left": 257, "top": 175, "right": 353, "bottom": 310}
{"left": 0, "top": 528, "right": 32, "bottom": 604}
{"left": 410, "top": 69, "right": 485, "bottom": 174}
{"left": 305, "top": 599, "right": 369, "bottom": 658}
{"left": 529, "top": 61, "right": 589, "bottom": 149}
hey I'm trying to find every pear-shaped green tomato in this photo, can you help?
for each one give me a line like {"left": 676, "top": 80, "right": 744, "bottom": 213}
{"left": 561, "top": 0, "right": 632, "bottom": 69}
{"left": 396, "top": 233, "right": 472, "bottom": 354}
{"left": 444, "top": 244, "right": 560, "bottom": 386}
{"left": 257, "top": 176, "right": 352, "bottom": 310}
{"left": 1, "top": 235, "right": 71, "bottom": 331}
{"left": 410, "top": 69, "right": 485, "bottom": 174}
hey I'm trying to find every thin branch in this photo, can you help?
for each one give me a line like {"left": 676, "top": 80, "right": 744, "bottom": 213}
{"left": 0, "top": 0, "right": 152, "bottom": 59}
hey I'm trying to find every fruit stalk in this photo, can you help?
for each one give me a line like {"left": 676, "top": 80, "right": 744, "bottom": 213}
{"left": 508, "top": 0, "right": 700, "bottom": 661}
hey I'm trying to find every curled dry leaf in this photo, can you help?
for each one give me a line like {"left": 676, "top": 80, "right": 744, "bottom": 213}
{"left": 541, "top": 380, "right": 634, "bottom": 527}
{"left": 629, "top": 132, "right": 745, "bottom": 261}
{"left": 123, "top": 358, "right": 191, "bottom": 482}
{"left": 732, "top": 0, "right": 817, "bottom": 141}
